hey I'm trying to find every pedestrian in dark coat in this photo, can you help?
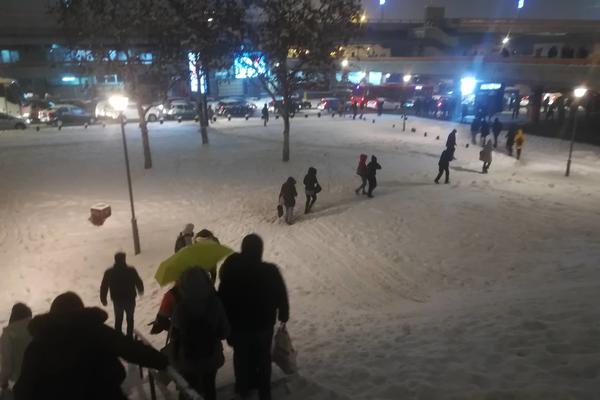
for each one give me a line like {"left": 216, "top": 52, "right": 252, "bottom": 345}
{"left": 354, "top": 154, "right": 368, "bottom": 195}
{"left": 359, "top": 101, "right": 365, "bottom": 119}
{"left": 1, "top": 303, "right": 32, "bottom": 390}
{"left": 303, "top": 167, "right": 320, "bottom": 214}
{"left": 480, "top": 119, "right": 490, "bottom": 145}
{"left": 366, "top": 155, "right": 382, "bottom": 198}
{"left": 171, "top": 268, "right": 230, "bottom": 400}
{"left": 470, "top": 118, "right": 480, "bottom": 145}
{"left": 279, "top": 177, "right": 297, "bottom": 225}
{"left": 261, "top": 104, "right": 269, "bottom": 127}
{"left": 377, "top": 100, "right": 384, "bottom": 116}
{"left": 435, "top": 148, "right": 454, "bottom": 184}
{"left": 207, "top": 105, "right": 215, "bottom": 124}
{"left": 352, "top": 102, "right": 358, "bottom": 120}
{"left": 100, "top": 252, "right": 144, "bottom": 337}
{"left": 492, "top": 118, "right": 503, "bottom": 148}
{"left": 480, "top": 140, "right": 493, "bottom": 173}
{"left": 14, "top": 292, "right": 167, "bottom": 400}
{"left": 506, "top": 125, "right": 517, "bottom": 156}
{"left": 446, "top": 129, "right": 457, "bottom": 149}
{"left": 218, "top": 234, "right": 289, "bottom": 400}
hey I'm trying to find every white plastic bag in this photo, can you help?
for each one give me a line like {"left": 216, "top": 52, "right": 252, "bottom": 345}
{"left": 272, "top": 324, "right": 298, "bottom": 375}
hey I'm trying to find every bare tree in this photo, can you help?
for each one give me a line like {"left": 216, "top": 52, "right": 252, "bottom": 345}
{"left": 245, "top": 0, "right": 362, "bottom": 161}
{"left": 52, "top": 0, "right": 178, "bottom": 169}
{"left": 155, "top": 0, "right": 244, "bottom": 144}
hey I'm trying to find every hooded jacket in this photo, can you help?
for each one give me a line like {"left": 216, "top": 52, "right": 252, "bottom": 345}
{"left": 218, "top": 253, "right": 289, "bottom": 333}
{"left": 515, "top": 129, "right": 525, "bottom": 149}
{"left": 279, "top": 177, "right": 297, "bottom": 207}
{"left": 14, "top": 307, "right": 167, "bottom": 400}
{"left": 0, "top": 318, "right": 32, "bottom": 385}
{"left": 303, "top": 168, "right": 319, "bottom": 192}
{"left": 366, "top": 157, "right": 382, "bottom": 180}
{"left": 356, "top": 154, "right": 368, "bottom": 177}
{"left": 100, "top": 261, "right": 144, "bottom": 305}
{"left": 481, "top": 141, "right": 493, "bottom": 163}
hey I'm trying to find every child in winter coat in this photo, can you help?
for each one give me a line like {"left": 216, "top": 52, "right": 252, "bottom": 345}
{"left": 279, "top": 177, "right": 297, "bottom": 225}
{"left": 1, "top": 303, "right": 32, "bottom": 391}
{"left": 303, "top": 167, "right": 321, "bottom": 214}
{"left": 355, "top": 154, "right": 368, "bottom": 195}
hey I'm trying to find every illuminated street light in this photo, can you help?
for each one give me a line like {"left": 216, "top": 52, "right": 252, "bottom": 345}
{"left": 565, "top": 86, "right": 588, "bottom": 177}
{"left": 502, "top": 36, "right": 510, "bottom": 45}
{"left": 460, "top": 77, "right": 477, "bottom": 96}
{"left": 341, "top": 59, "right": 349, "bottom": 68}
{"left": 403, "top": 74, "right": 412, "bottom": 83}
{"left": 109, "top": 95, "right": 141, "bottom": 254}
{"left": 360, "top": 14, "right": 367, "bottom": 23}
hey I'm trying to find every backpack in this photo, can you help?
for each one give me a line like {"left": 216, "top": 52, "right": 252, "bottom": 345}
{"left": 172, "top": 301, "right": 219, "bottom": 361}
{"left": 174, "top": 233, "right": 187, "bottom": 253}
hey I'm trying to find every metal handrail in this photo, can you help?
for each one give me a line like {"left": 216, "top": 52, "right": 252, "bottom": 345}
{"left": 133, "top": 329, "right": 204, "bottom": 400}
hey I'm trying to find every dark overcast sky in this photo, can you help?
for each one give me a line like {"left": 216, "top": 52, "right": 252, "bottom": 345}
{"left": 363, "top": 0, "right": 600, "bottom": 20}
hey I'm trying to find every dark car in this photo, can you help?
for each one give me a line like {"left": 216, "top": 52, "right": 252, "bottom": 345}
{"left": 218, "top": 101, "right": 256, "bottom": 117}
{"left": 40, "top": 105, "right": 95, "bottom": 126}
{"left": 165, "top": 102, "right": 197, "bottom": 120}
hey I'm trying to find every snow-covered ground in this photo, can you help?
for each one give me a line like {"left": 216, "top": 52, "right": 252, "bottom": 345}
{"left": 1, "top": 114, "right": 599, "bottom": 399}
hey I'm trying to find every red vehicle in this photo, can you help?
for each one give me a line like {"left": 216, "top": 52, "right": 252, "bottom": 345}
{"left": 350, "top": 84, "right": 434, "bottom": 109}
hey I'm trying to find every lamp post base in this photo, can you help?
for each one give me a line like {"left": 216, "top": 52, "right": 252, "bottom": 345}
{"left": 132, "top": 218, "right": 141, "bottom": 255}
{"left": 565, "top": 159, "right": 572, "bottom": 177}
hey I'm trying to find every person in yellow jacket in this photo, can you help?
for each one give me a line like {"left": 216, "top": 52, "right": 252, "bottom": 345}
{"left": 515, "top": 128, "right": 525, "bottom": 160}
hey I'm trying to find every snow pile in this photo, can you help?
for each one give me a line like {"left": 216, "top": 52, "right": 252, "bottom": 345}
{"left": 1, "top": 115, "right": 599, "bottom": 399}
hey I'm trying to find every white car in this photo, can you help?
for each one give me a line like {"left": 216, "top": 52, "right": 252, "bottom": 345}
{"left": 96, "top": 101, "right": 163, "bottom": 122}
{"left": 0, "top": 112, "right": 28, "bottom": 130}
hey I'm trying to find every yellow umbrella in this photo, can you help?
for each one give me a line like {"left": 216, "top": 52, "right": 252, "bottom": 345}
{"left": 155, "top": 241, "right": 233, "bottom": 286}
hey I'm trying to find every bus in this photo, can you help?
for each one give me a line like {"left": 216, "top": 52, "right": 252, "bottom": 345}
{"left": 351, "top": 83, "right": 435, "bottom": 111}
{"left": 0, "top": 77, "right": 23, "bottom": 116}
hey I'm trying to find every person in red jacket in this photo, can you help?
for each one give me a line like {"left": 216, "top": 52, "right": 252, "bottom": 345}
{"left": 354, "top": 154, "right": 368, "bottom": 195}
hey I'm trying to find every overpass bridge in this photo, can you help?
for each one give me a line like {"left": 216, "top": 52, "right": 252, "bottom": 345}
{"left": 346, "top": 56, "right": 600, "bottom": 89}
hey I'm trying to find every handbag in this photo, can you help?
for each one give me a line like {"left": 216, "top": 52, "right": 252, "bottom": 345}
{"left": 315, "top": 183, "right": 322, "bottom": 194}
{"left": 272, "top": 324, "right": 298, "bottom": 375}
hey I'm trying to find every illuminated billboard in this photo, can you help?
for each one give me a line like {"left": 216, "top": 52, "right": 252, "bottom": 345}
{"left": 234, "top": 53, "right": 267, "bottom": 79}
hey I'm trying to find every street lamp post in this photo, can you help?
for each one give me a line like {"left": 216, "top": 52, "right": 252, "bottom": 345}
{"left": 109, "top": 95, "right": 141, "bottom": 254}
{"left": 565, "top": 87, "right": 588, "bottom": 177}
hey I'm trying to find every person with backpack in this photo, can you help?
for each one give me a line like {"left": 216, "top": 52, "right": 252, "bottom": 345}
{"left": 261, "top": 104, "right": 269, "bottom": 127}
{"left": 355, "top": 154, "right": 368, "bottom": 195}
{"left": 446, "top": 129, "right": 457, "bottom": 150}
{"left": 218, "top": 234, "right": 289, "bottom": 400}
{"left": 480, "top": 140, "right": 493, "bottom": 173}
{"left": 515, "top": 128, "right": 525, "bottom": 160}
{"left": 1, "top": 303, "right": 32, "bottom": 392}
{"left": 14, "top": 292, "right": 167, "bottom": 400}
{"left": 435, "top": 147, "right": 454, "bottom": 184}
{"left": 100, "top": 252, "right": 144, "bottom": 338}
{"left": 174, "top": 223, "right": 195, "bottom": 253}
{"left": 366, "top": 155, "right": 382, "bottom": 198}
{"left": 279, "top": 177, "right": 297, "bottom": 225}
{"left": 171, "top": 268, "right": 230, "bottom": 400}
{"left": 492, "top": 118, "right": 503, "bottom": 148}
{"left": 303, "top": 167, "right": 321, "bottom": 214}
{"left": 506, "top": 125, "right": 517, "bottom": 156}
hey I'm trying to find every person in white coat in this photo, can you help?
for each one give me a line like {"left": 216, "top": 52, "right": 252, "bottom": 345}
{"left": 1, "top": 303, "right": 33, "bottom": 390}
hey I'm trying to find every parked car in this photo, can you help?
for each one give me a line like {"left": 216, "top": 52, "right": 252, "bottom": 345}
{"left": 95, "top": 100, "right": 163, "bottom": 122}
{"left": 21, "top": 99, "right": 55, "bottom": 122}
{"left": 39, "top": 104, "right": 95, "bottom": 126}
{"left": 366, "top": 97, "right": 402, "bottom": 111}
{"left": 0, "top": 112, "right": 28, "bottom": 130}
{"left": 218, "top": 100, "right": 256, "bottom": 116}
{"left": 317, "top": 97, "right": 341, "bottom": 111}
{"left": 165, "top": 101, "right": 197, "bottom": 120}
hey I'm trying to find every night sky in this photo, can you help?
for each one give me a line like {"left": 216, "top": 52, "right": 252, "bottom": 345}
{"left": 363, "top": 0, "right": 600, "bottom": 20}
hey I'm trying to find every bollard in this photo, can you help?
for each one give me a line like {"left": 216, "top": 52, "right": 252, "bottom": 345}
{"left": 466, "top": 143, "right": 470, "bottom": 148}
{"left": 228, "top": 115, "right": 232, "bottom": 121}
{"left": 275, "top": 115, "right": 279, "bottom": 120}
{"left": 213, "top": 117, "right": 217, "bottom": 122}
{"left": 411, "top": 128, "right": 416, "bottom": 133}
{"left": 392, "top": 124, "right": 396, "bottom": 128}
{"left": 102, "top": 123, "right": 106, "bottom": 128}
{"left": 317, "top": 112, "right": 321, "bottom": 118}
{"left": 159, "top": 119, "right": 164, "bottom": 125}
{"left": 245, "top": 114, "right": 249, "bottom": 120}
{"left": 436, "top": 135, "right": 439, "bottom": 140}
{"left": 305, "top": 114, "right": 308, "bottom": 118}
{"left": 84, "top": 123, "right": 88, "bottom": 129}
{"left": 372, "top": 119, "right": 375, "bottom": 123}
{"left": 424, "top": 132, "right": 427, "bottom": 137}
{"left": 36, "top": 126, "right": 40, "bottom": 132}
{"left": 177, "top": 116, "right": 182, "bottom": 123}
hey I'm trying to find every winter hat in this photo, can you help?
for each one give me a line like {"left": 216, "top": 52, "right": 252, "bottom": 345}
{"left": 286, "top": 177, "right": 296, "bottom": 184}
{"left": 183, "top": 223, "right": 195, "bottom": 235}
{"left": 9, "top": 302, "right": 32, "bottom": 324}
{"left": 241, "top": 233, "right": 263, "bottom": 263}
{"left": 50, "top": 292, "right": 84, "bottom": 314}
{"left": 308, "top": 167, "right": 317, "bottom": 175}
